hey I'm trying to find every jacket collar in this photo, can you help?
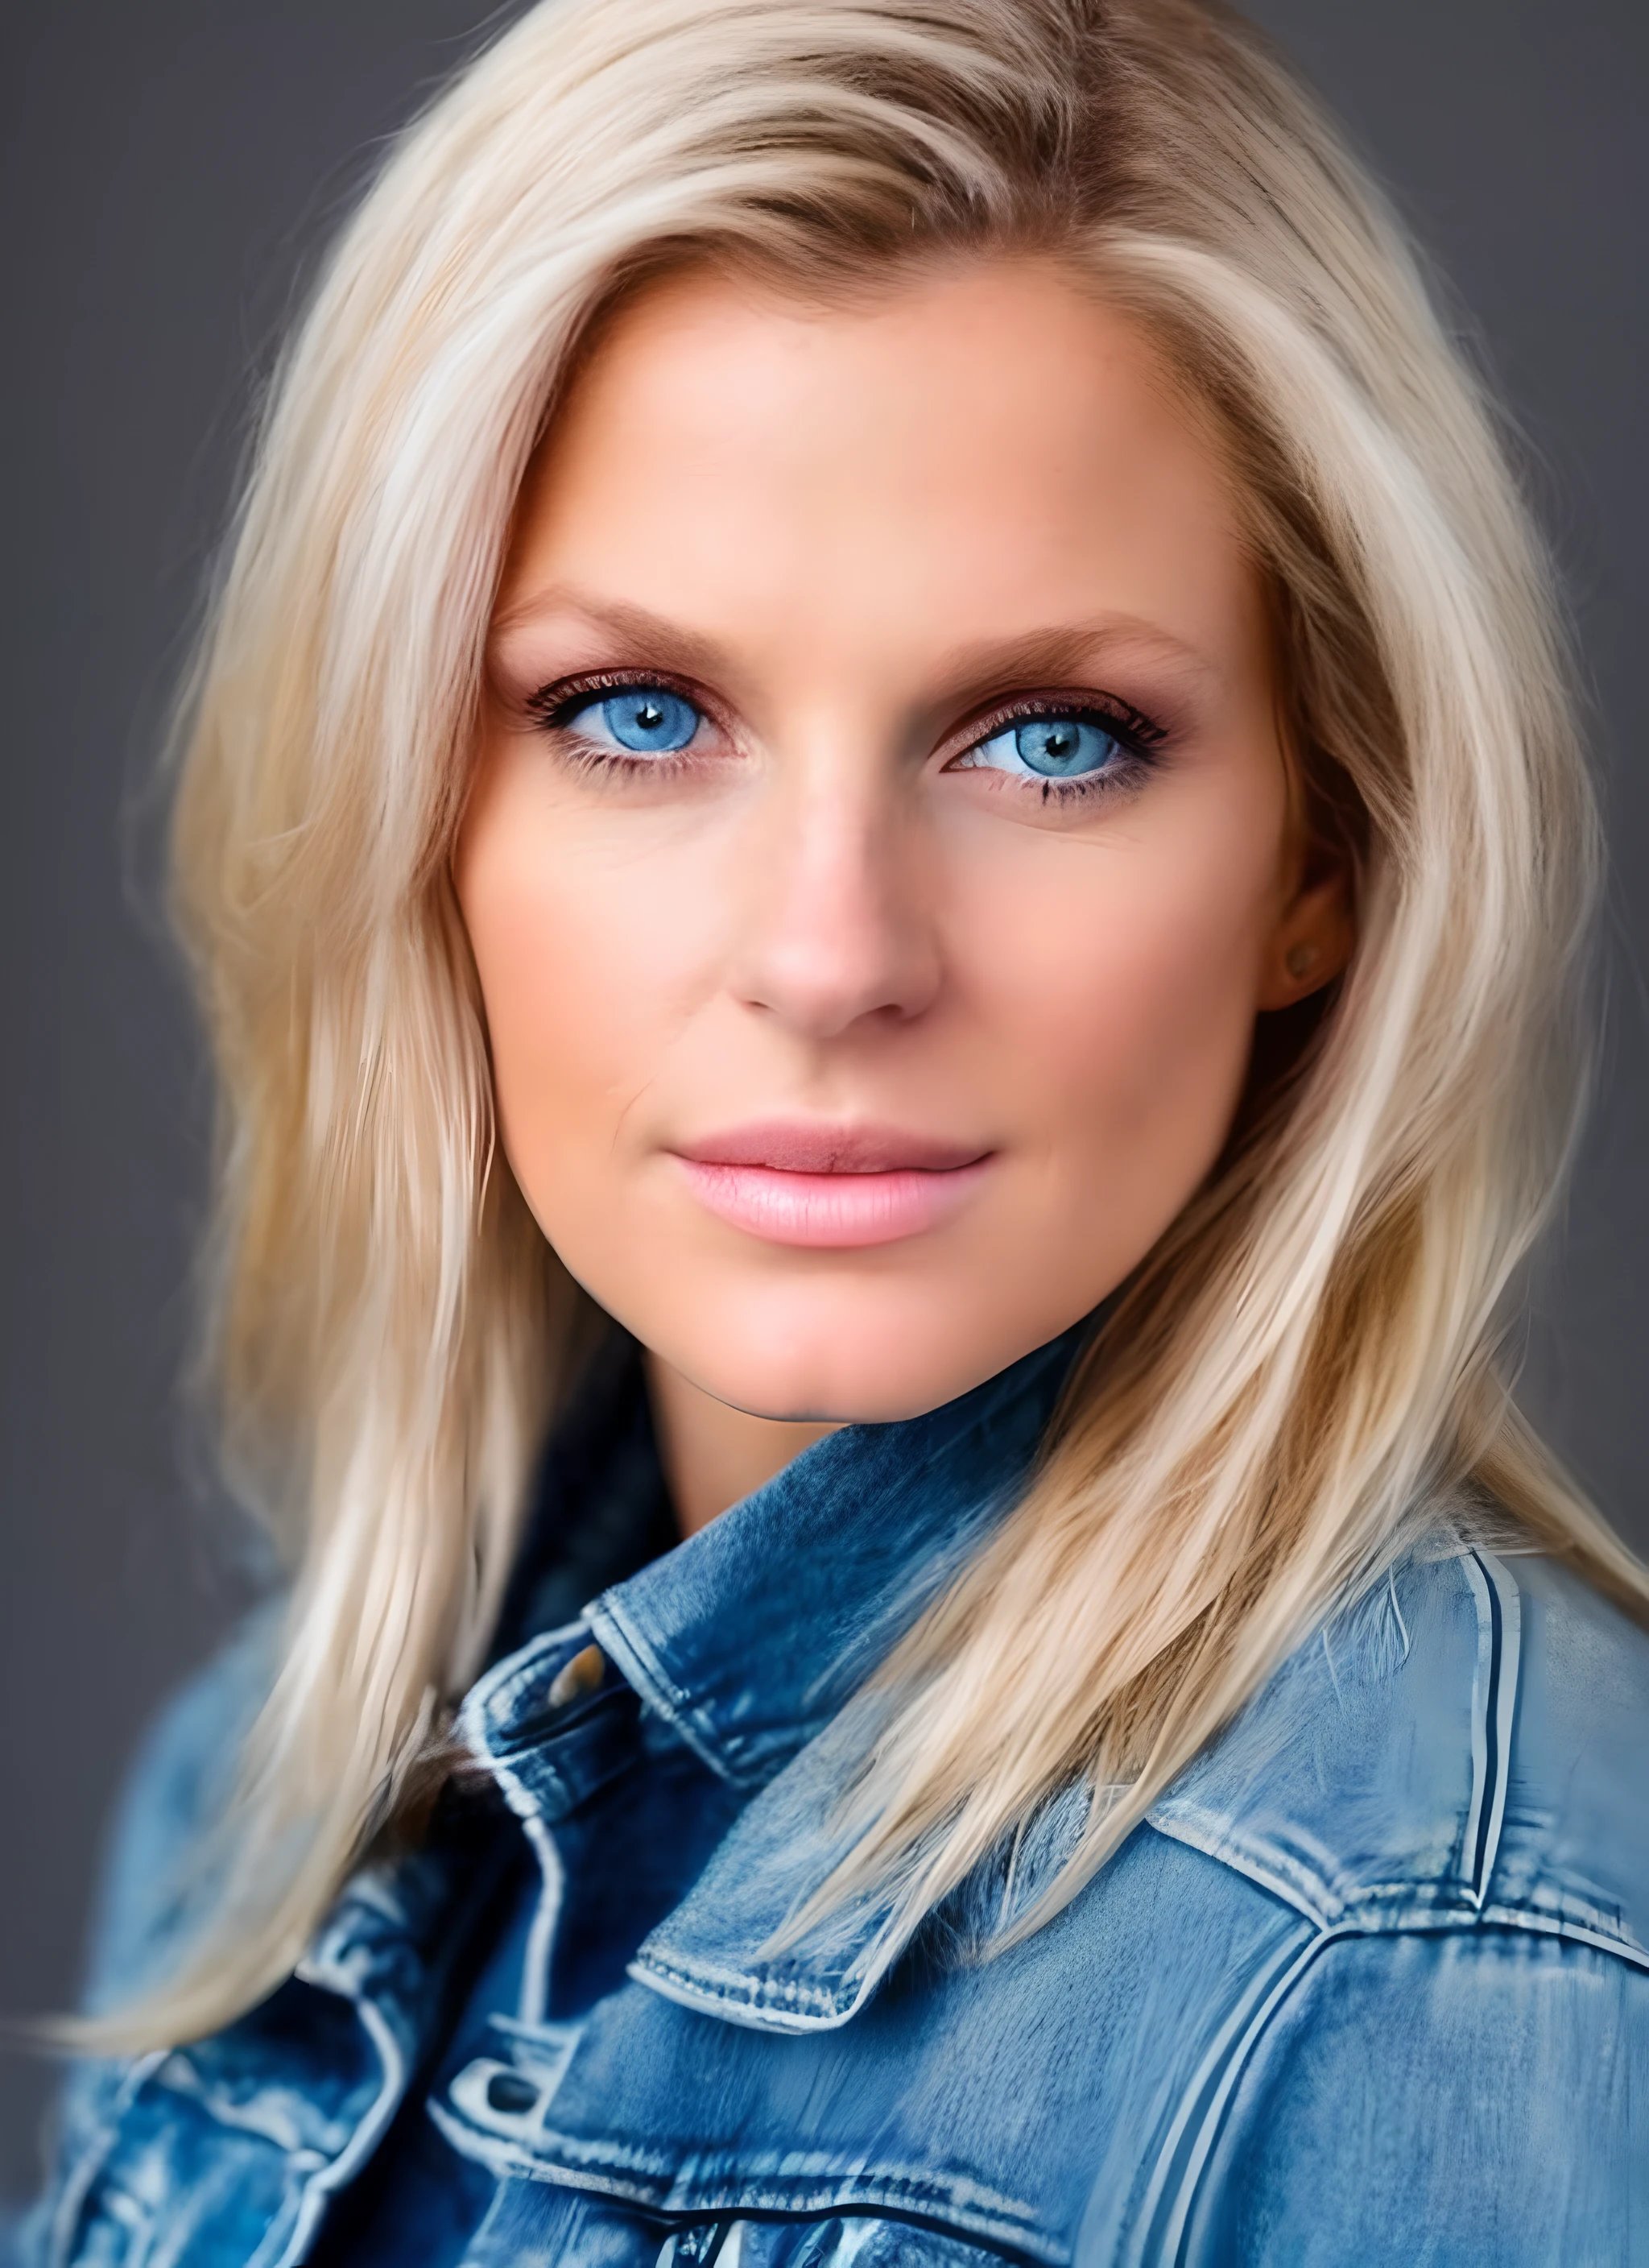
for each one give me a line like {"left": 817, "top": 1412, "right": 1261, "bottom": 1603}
{"left": 583, "top": 1323, "right": 1086, "bottom": 1792}
{"left": 457, "top": 1322, "right": 1089, "bottom": 2031}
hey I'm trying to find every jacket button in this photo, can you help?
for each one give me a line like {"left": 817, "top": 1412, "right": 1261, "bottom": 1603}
{"left": 486, "top": 2068, "right": 542, "bottom": 2116}
{"left": 548, "top": 1642, "right": 605, "bottom": 1709}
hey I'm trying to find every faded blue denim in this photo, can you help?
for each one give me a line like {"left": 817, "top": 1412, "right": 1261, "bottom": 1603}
{"left": 19, "top": 1331, "right": 1649, "bottom": 2266}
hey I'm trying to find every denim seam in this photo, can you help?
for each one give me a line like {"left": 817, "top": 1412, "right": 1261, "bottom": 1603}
{"left": 1147, "top": 1546, "right": 1527, "bottom": 1939}
{"left": 461, "top": 1621, "right": 593, "bottom": 1754}
{"left": 1147, "top": 1899, "right": 1649, "bottom": 2266}
{"left": 1460, "top": 1547, "right": 1521, "bottom": 1906}
{"left": 1145, "top": 1809, "right": 1649, "bottom": 1959}
{"left": 1142, "top": 1813, "right": 1337, "bottom": 1927}
{"left": 260, "top": 1968, "right": 409, "bottom": 2268}
{"left": 428, "top": 2100, "right": 1060, "bottom": 2262}
{"left": 44, "top": 2051, "right": 169, "bottom": 2268}
{"left": 585, "top": 1357, "right": 1068, "bottom": 1788}
{"left": 585, "top": 1593, "right": 750, "bottom": 1791}
{"left": 1149, "top": 1924, "right": 1348, "bottom": 2266}
{"left": 457, "top": 1643, "right": 577, "bottom": 2031}
{"left": 1125, "top": 1923, "right": 1320, "bottom": 2265}
{"left": 628, "top": 1947, "right": 849, "bottom": 2023}
{"left": 1469, "top": 1904, "right": 1649, "bottom": 1973}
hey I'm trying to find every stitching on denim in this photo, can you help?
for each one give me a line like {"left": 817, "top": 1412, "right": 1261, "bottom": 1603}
{"left": 1143, "top": 1811, "right": 1338, "bottom": 1927}
{"left": 630, "top": 1948, "right": 848, "bottom": 2018}
{"left": 1465, "top": 1548, "right": 1521, "bottom": 1906}
{"left": 44, "top": 2051, "right": 168, "bottom": 2268}
{"left": 586, "top": 1594, "right": 748, "bottom": 1790}
{"left": 1149, "top": 1927, "right": 1344, "bottom": 2265}
{"left": 1149, "top": 1547, "right": 1530, "bottom": 1937}
{"left": 588, "top": 1353, "right": 1070, "bottom": 1787}
{"left": 461, "top": 1622, "right": 592, "bottom": 1755}
{"left": 1471, "top": 1904, "right": 1649, "bottom": 1972}
{"left": 1458, "top": 1552, "right": 1496, "bottom": 1902}
{"left": 1144, "top": 1898, "right": 1649, "bottom": 2266}
{"left": 430, "top": 2099, "right": 1061, "bottom": 2262}
{"left": 262, "top": 1979, "right": 408, "bottom": 2268}
{"left": 1144, "top": 1805, "right": 1649, "bottom": 1968}
{"left": 1125, "top": 1926, "right": 1317, "bottom": 2263}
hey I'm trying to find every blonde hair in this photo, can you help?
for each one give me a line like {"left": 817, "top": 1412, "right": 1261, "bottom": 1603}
{"left": 110, "top": 0, "right": 1643, "bottom": 2044}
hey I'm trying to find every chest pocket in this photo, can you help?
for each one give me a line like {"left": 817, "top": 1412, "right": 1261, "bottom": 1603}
{"left": 436, "top": 2021, "right": 1056, "bottom": 2268}
{"left": 660, "top": 2220, "right": 1019, "bottom": 2268}
{"left": 463, "top": 2193, "right": 1027, "bottom": 2268}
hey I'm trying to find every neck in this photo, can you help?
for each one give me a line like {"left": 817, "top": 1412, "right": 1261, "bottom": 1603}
{"left": 646, "top": 1354, "right": 843, "bottom": 1537}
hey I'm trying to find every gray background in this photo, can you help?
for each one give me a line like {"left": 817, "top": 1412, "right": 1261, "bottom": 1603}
{"left": 2, "top": 0, "right": 1645, "bottom": 2203}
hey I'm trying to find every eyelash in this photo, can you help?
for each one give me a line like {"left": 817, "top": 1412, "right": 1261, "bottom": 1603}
{"left": 526, "top": 670, "right": 709, "bottom": 780}
{"left": 525, "top": 669, "right": 1168, "bottom": 801}
{"left": 960, "top": 693, "right": 1167, "bottom": 804}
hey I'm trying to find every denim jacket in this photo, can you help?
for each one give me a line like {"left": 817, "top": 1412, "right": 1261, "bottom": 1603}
{"left": 21, "top": 1332, "right": 1649, "bottom": 2266}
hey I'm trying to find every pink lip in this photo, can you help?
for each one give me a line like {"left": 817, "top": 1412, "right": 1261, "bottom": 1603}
{"left": 672, "top": 1121, "right": 994, "bottom": 1248}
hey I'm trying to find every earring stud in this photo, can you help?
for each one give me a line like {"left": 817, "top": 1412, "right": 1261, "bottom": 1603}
{"left": 1285, "top": 941, "right": 1318, "bottom": 981}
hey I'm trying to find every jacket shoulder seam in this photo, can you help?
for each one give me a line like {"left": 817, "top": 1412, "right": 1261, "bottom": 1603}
{"left": 1134, "top": 1892, "right": 1649, "bottom": 2266}
{"left": 1146, "top": 1545, "right": 1522, "bottom": 1926}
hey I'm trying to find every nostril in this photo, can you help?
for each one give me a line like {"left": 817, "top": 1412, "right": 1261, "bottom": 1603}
{"left": 486, "top": 2068, "right": 541, "bottom": 2116}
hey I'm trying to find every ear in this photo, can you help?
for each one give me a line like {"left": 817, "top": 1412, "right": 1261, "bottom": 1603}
{"left": 1256, "top": 855, "right": 1355, "bottom": 1012}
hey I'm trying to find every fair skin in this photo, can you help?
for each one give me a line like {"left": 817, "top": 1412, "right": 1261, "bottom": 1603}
{"left": 457, "top": 259, "right": 1351, "bottom": 1535}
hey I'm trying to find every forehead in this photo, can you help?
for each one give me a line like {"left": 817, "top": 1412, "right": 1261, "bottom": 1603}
{"left": 498, "top": 257, "right": 1261, "bottom": 681}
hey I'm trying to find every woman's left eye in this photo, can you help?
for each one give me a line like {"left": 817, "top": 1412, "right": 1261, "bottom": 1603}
{"left": 559, "top": 685, "right": 704, "bottom": 755}
{"left": 957, "top": 714, "right": 1130, "bottom": 784}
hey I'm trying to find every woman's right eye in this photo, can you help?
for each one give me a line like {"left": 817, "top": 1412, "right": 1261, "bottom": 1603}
{"left": 555, "top": 685, "right": 704, "bottom": 756}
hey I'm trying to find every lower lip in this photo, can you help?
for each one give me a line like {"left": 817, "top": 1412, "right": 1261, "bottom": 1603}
{"left": 675, "top": 1157, "right": 993, "bottom": 1248}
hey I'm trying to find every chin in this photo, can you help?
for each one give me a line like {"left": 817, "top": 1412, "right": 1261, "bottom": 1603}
{"left": 643, "top": 1269, "right": 1071, "bottom": 1427}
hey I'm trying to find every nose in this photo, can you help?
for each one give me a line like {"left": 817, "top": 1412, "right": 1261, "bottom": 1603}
{"left": 730, "top": 767, "right": 942, "bottom": 1039}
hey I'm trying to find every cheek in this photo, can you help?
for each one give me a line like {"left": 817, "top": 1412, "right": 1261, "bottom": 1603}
{"left": 954, "top": 796, "right": 1280, "bottom": 1169}
{"left": 456, "top": 773, "right": 723, "bottom": 1186}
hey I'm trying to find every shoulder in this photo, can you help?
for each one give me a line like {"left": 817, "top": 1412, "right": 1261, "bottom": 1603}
{"left": 1171, "top": 1916, "right": 1649, "bottom": 2265}
{"left": 1116, "top": 1541, "right": 1649, "bottom": 2262}
{"left": 1494, "top": 1548, "right": 1649, "bottom": 1945}
{"left": 1151, "top": 1532, "right": 1649, "bottom": 1962}
{"left": 11, "top": 1611, "right": 283, "bottom": 2268}
{"left": 81, "top": 1600, "right": 281, "bottom": 2014}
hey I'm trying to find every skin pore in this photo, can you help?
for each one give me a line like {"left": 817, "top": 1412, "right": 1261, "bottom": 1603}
{"left": 456, "top": 259, "right": 1351, "bottom": 1537}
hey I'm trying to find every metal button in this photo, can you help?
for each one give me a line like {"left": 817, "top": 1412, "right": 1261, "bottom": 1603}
{"left": 548, "top": 1641, "right": 605, "bottom": 1709}
{"left": 485, "top": 2067, "right": 542, "bottom": 2116}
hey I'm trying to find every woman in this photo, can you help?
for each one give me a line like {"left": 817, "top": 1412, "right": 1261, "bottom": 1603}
{"left": 25, "top": 0, "right": 1649, "bottom": 2260}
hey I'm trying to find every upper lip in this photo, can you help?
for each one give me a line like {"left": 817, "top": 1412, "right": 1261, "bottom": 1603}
{"left": 675, "top": 1121, "right": 990, "bottom": 1173}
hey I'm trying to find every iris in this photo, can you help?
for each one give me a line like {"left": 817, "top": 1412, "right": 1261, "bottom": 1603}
{"left": 1002, "top": 716, "right": 1120, "bottom": 777}
{"left": 570, "top": 686, "right": 701, "bottom": 753}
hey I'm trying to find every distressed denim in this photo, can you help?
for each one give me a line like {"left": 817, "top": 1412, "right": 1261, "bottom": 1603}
{"left": 19, "top": 1329, "right": 1649, "bottom": 2266}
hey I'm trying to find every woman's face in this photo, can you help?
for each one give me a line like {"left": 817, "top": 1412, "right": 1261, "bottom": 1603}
{"left": 457, "top": 259, "right": 1345, "bottom": 1422}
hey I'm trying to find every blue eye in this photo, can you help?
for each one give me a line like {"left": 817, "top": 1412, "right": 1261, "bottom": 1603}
{"left": 562, "top": 685, "right": 702, "bottom": 755}
{"left": 965, "top": 714, "right": 1126, "bottom": 780}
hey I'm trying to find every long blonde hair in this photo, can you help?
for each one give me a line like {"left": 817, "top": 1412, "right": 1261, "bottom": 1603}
{"left": 119, "top": 0, "right": 1643, "bottom": 2045}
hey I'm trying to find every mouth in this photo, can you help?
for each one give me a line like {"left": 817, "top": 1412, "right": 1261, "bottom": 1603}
{"left": 672, "top": 1120, "right": 994, "bottom": 1248}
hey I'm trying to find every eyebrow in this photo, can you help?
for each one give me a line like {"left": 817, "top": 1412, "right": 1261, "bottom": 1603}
{"left": 490, "top": 585, "right": 1222, "bottom": 705}
{"left": 489, "top": 588, "right": 728, "bottom": 683}
{"left": 924, "top": 619, "right": 1222, "bottom": 707}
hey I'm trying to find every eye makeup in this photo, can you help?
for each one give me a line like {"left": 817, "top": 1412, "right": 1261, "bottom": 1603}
{"left": 523, "top": 667, "right": 1170, "bottom": 806}
{"left": 941, "top": 689, "right": 1168, "bottom": 805}
{"left": 524, "top": 668, "right": 721, "bottom": 781}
